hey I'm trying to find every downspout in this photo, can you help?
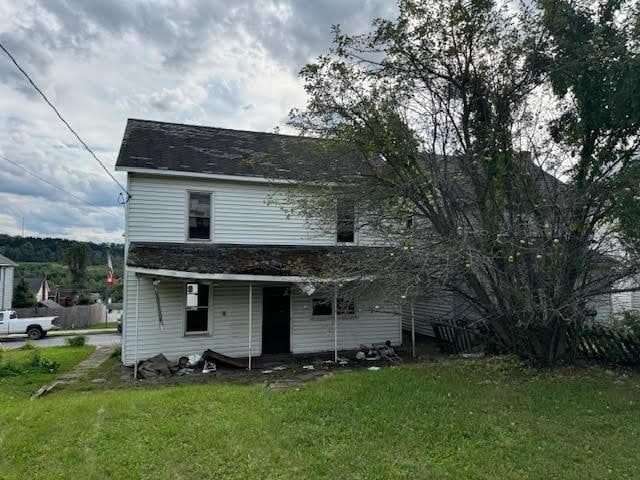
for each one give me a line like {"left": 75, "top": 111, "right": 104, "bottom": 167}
{"left": 333, "top": 285, "right": 338, "bottom": 363}
{"left": 248, "top": 282, "right": 252, "bottom": 371}
{"left": 134, "top": 275, "right": 140, "bottom": 379}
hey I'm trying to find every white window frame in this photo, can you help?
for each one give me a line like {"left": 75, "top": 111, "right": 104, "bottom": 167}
{"left": 186, "top": 191, "right": 213, "bottom": 242}
{"left": 184, "top": 281, "right": 212, "bottom": 336}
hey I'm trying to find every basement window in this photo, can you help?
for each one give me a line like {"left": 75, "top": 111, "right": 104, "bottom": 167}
{"left": 336, "top": 197, "right": 355, "bottom": 243}
{"left": 185, "top": 283, "right": 209, "bottom": 334}
{"left": 188, "top": 192, "right": 211, "bottom": 240}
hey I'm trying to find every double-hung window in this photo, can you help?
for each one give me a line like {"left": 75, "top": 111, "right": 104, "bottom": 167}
{"left": 185, "top": 283, "right": 209, "bottom": 334}
{"left": 336, "top": 197, "right": 355, "bottom": 243}
{"left": 188, "top": 192, "right": 211, "bottom": 240}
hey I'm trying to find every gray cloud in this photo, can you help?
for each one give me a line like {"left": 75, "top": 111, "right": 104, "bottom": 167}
{"left": 0, "top": 0, "right": 397, "bottom": 242}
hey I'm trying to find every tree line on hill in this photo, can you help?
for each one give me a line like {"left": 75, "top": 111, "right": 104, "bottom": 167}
{"left": 0, "top": 234, "right": 123, "bottom": 264}
{"left": 1, "top": 235, "right": 124, "bottom": 307}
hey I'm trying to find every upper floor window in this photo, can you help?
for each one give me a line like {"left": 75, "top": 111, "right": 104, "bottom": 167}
{"left": 188, "top": 192, "right": 211, "bottom": 240}
{"left": 336, "top": 197, "right": 355, "bottom": 243}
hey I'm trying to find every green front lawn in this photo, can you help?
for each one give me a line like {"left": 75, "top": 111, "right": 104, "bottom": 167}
{"left": 0, "top": 345, "right": 95, "bottom": 402}
{"left": 0, "top": 351, "right": 638, "bottom": 479}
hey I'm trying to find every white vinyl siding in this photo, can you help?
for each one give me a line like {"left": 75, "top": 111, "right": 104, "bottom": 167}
{"left": 122, "top": 273, "right": 262, "bottom": 364}
{"left": 126, "top": 174, "right": 386, "bottom": 246}
{"left": 290, "top": 290, "right": 401, "bottom": 354}
{"left": 121, "top": 274, "right": 402, "bottom": 365}
{"left": 402, "top": 290, "right": 455, "bottom": 337}
{"left": 128, "top": 175, "right": 331, "bottom": 245}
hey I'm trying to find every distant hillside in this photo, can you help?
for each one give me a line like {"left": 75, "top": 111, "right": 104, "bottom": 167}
{"left": 0, "top": 234, "right": 124, "bottom": 265}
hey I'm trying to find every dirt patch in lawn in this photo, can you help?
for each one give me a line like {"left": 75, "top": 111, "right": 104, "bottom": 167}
{"left": 56, "top": 337, "right": 447, "bottom": 394}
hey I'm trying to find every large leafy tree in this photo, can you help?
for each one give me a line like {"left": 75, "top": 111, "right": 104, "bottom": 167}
{"left": 283, "top": 0, "right": 640, "bottom": 366}
{"left": 13, "top": 277, "right": 36, "bottom": 308}
{"left": 64, "top": 243, "right": 91, "bottom": 288}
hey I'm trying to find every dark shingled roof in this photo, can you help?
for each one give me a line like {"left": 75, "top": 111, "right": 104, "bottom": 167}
{"left": 115, "top": 118, "right": 364, "bottom": 181}
{"left": 128, "top": 243, "right": 380, "bottom": 277}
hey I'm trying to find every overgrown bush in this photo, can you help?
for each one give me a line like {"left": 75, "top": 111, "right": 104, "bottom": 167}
{"left": 65, "top": 336, "right": 86, "bottom": 347}
{"left": 0, "top": 352, "right": 60, "bottom": 377}
{"left": 110, "top": 345, "right": 122, "bottom": 359}
{"left": 611, "top": 310, "right": 640, "bottom": 337}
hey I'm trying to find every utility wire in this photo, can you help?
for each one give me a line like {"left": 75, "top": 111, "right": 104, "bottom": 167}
{"left": 0, "top": 41, "right": 131, "bottom": 201}
{"left": 0, "top": 153, "right": 122, "bottom": 218}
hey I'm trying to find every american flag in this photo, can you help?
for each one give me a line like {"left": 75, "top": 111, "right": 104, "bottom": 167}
{"left": 107, "top": 253, "right": 114, "bottom": 285}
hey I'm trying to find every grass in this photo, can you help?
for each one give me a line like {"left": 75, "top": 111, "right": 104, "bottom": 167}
{"left": 0, "top": 345, "right": 95, "bottom": 402}
{"left": 0, "top": 352, "right": 639, "bottom": 479}
{"left": 82, "top": 321, "right": 118, "bottom": 330}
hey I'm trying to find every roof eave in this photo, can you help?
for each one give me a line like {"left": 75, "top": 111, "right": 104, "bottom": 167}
{"left": 115, "top": 165, "right": 299, "bottom": 185}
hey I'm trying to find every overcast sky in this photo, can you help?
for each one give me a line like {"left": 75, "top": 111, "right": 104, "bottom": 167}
{"left": 0, "top": 0, "right": 396, "bottom": 243}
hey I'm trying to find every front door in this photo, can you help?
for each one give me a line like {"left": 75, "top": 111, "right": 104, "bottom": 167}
{"left": 262, "top": 287, "right": 291, "bottom": 354}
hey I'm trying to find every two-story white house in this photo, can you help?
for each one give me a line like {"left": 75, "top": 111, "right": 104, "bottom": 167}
{"left": 115, "top": 119, "right": 403, "bottom": 367}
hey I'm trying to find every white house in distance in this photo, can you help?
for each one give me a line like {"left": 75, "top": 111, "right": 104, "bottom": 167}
{"left": 0, "top": 253, "right": 16, "bottom": 310}
{"left": 115, "top": 119, "right": 403, "bottom": 367}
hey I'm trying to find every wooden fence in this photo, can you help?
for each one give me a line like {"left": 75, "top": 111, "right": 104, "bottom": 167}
{"left": 432, "top": 321, "right": 640, "bottom": 366}
{"left": 13, "top": 303, "right": 107, "bottom": 330}
{"left": 577, "top": 326, "right": 640, "bottom": 366}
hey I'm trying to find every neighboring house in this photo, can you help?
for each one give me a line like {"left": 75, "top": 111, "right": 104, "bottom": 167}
{"left": 37, "top": 299, "right": 63, "bottom": 309}
{"left": 115, "top": 119, "right": 402, "bottom": 366}
{"left": 54, "top": 287, "right": 85, "bottom": 307}
{"left": 0, "top": 253, "right": 16, "bottom": 310}
{"left": 27, "top": 276, "right": 50, "bottom": 303}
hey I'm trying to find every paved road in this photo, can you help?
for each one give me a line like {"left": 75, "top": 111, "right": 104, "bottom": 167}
{"left": 0, "top": 333, "right": 121, "bottom": 350}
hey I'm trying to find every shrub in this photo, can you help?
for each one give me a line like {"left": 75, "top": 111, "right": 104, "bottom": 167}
{"left": 65, "top": 336, "right": 86, "bottom": 347}
{"left": 19, "top": 341, "right": 37, "bottom": 351}
{"left": 613, "top": 310, "right": 640, "bottom": 337}
{"left": 110, "top": 345, "right": 122, "bottom": 359}
{"left": 0, "top": 352, "right": 60, "bottom": 377}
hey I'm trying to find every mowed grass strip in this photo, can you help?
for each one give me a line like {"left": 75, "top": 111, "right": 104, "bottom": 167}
{"left": 0, "top": 352, "right": 638, "bottom": 479}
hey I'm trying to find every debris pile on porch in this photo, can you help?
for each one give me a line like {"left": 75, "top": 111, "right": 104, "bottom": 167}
{"left": 134, "top": 340, "right": 404, "bottom": 381}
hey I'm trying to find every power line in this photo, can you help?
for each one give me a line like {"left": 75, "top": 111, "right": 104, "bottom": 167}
{"left": 0, "top": 41, "right": 131, "bottom": 201}
{"left": 0, "top": 153, "right": 122, "bottom": 219}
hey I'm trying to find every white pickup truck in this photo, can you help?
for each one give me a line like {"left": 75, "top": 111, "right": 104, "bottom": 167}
{"left": 0, "top": 310, "right": 60, "bottom": 340}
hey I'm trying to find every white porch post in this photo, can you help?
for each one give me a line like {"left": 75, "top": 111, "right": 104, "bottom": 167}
{"left": 411, "top": 300, "right": 416, "bottom": 359}
{"left": 248, "top": 282, "right": 253, "bottom": 371}
{"left": 333, "top": 285, "right": 338, "bottom": 363}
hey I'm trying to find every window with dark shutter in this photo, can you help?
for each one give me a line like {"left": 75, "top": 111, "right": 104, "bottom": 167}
{"left": 188, "top": 192, "right": 211, "bottom": 240}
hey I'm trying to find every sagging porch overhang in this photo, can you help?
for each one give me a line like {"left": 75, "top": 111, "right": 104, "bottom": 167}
{"left": 128, "top": 266, "right": 365, "bottom": 284}
{"left": 127, "top": 242, "right": 384, "bottom": 282}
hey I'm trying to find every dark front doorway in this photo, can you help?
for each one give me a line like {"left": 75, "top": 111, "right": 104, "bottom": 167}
{"left": 262, "top": 286, "right": 291, "bottom": 354}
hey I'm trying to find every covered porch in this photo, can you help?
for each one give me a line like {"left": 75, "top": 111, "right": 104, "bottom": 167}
{"left": 122, "top": 243, "right": 403, "bottom": 370}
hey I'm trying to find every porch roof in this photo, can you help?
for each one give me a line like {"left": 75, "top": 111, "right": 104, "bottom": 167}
{"left": 127, "top": 242, "right": 380, "bottom": 280}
